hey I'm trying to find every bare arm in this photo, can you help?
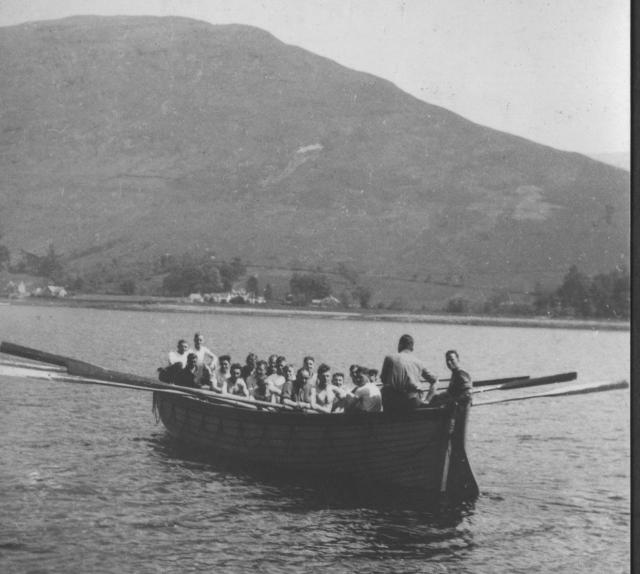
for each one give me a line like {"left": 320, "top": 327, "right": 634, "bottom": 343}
{"left": 237, "top": 380, "right": 249, "bottom": 398}
{"left": 420, "top": 365, "right": 438, "bottom": 385}
{"left": 308, "top": 387, "right": 325, "bottom": 413}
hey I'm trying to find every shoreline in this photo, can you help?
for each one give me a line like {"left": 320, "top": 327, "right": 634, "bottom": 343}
{"left": 1, "top": 296, "right": 629, "bottom": 332}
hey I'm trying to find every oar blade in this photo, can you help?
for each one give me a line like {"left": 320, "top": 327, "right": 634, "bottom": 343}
{"left": 475, "top": 380, "right": 628, "bottom": 406}
{"left": 472, "top": 371, "right": 578, "bottom": 394}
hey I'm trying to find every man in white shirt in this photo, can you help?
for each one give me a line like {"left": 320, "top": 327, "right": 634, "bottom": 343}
{"left": 191, "top": 332, "right": 217, "bottom": 386}
{"left": 168, "top": 339, "right": 190, "bottom": 367}
{"left": 380, "top": 334, "right": 438, "bottom": 413}
{"left": 351, "top": 367, "right": 382, "bottom": 412}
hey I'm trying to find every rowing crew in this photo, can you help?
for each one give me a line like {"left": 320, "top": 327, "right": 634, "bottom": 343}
{"left": 157, "top": 333, "right": 472, "bottom": 414}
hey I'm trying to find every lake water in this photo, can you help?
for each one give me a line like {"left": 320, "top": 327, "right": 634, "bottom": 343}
{"left": 0, "top": 304, "right": 630, "bottom": 573}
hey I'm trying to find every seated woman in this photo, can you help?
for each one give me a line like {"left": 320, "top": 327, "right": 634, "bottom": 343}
{"left": 223, "top": 363, "right": 250, "bottom": 397}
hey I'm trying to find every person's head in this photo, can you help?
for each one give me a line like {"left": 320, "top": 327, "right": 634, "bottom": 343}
{"left": 256, "top": 360, "right": 268, "bottom": 379}
{"left": 230, "top": 363, "right": 243, "bottom": 380}
{"left": 219, "top": 355, "right": 231, "bottom": 371}
{"left": 186, "top": 352, "right": 198, "bottom": 369}
{"left": 177, "top": 339, "right": 189, "bottom": 354}
{"left": 245, "top": 353, "right": 258, "bottom": 368}
{"left": 276, "top": 356, "right": 288, "bottom": 375}
{"left": 332, "top": 372, "right": 345, "bottom": 387}
{"left": 317, "top": 363, "right": 331, "bottom": 387}
{"left": 193, "top": 333, "right": 204, "bottom": 348}
{"left": 303, "top": 356, "right": 315, "bottom": 372}
{"left": 296, "top": 368, "right": 310, "bottom": 387}
{"left": 349, "top": 364, "right": 359, "bottom": 382}
{"left": 268, "top": 354, "right": 278, "bottom": 368}
{"left": 445, "top": 350, "right": 460, "bottom": 371}
{"left": 283, "top": 364, "right": 295, "bottom": 381}
{"left": 368, "top": 368, "right": 379, "bottom": 383}
{"left": 355, "top": 366, "right": 369, "bottom": 387}
{"left": 398, "top": 334, "right": 414, "bottom": 352}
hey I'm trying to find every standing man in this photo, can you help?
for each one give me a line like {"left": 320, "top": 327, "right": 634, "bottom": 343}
{"left": 428, "top": 350, "right": 472, "bottom": 406}
{"left": 380, "top": 334, "right": 438, "bottom": 413}
{"left": 192, "top": 333, "right": 218, "bottom": 370}
{"left": 192, "top": 332, "right": 217, "bottom": 387}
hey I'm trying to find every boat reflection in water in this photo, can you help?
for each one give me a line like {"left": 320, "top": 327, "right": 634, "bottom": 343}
{"left": 147, "top": 429, "right": 477, "bottom": 562}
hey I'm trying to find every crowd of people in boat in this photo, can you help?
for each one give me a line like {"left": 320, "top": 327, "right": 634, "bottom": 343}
{"left": 157, "top": 333, "right": 472, "bottom": 414}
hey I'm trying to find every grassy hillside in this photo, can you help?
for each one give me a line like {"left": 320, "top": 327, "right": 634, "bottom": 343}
{"left": 0, "top": 16, "right": 629, "bottom": 307}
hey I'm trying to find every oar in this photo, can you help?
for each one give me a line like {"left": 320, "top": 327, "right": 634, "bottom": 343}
{"left": 0, "top": 342, "right": 321, "bottom": 413}
{"left": 433, "top": 374, "right": 529, "bottom": 391}
{"left": 0, "top": 341, "right": 160, "bottom": 386}
{"left": 0, "top": 361, "right": 220, "bottom": 399}
{"left": 475, "top": 380, "right": 628, "bottom": 406}
{"left": 438, "top": 375, "right": 531, "bottom": 387}
{"left": 0, "top": 354, "right": 310, "bottom": 413}
{"left": 472, "top": 371, "right": 577, "bottom": 394}
{"left": 472, "top": 375, "right": 529, "bottom": 388}
{"left": 0, "top": 342, "right": 70, "bottom": 367}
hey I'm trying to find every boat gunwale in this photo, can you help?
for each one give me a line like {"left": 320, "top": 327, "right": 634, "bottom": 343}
{"left": 154, "top": 391, "right": 459, "bottom": 428}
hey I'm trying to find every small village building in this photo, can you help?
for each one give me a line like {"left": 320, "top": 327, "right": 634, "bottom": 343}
{"left": 311, "top": 295, "right": 341, "bottom": 308}
{"left": 6, "top": 280, "right": 29, "bottom": 298}
{"left": 45, "top": 285, "right": 67, "bottom": 298}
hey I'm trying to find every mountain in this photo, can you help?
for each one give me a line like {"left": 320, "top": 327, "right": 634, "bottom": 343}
{"left": 587, "top": 152, "right": 630, "bottom": 171}
{"left": 0, "top": 16, "right": 630, "bottom": 304}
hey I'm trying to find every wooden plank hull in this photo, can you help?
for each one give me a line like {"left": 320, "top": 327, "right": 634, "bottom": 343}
{"left": 154, "top": 393, "right": 479, "bottom": 502}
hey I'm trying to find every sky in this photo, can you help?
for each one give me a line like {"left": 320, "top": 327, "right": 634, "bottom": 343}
{"left": 0, "top": 0, "right": 629, "bottom": 154}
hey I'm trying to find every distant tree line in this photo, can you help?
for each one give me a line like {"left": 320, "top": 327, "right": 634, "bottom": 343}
{"left": 445, "top": 265, "right": 629, "bottom": 320}
{"left": 287, "top": 271, "right": 372, "bottom": 309}
{"left": 6, "top": 243, "right": 65, "bottom": 282}
{"left": 534, "top": 265, "right": 629, "bottom": 319}
{"left": 160, "top": 254, "right": 247, "bottom": 296}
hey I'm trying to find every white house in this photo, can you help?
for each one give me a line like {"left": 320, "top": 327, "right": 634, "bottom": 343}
{"left": 46, "top": 285, "right": 67, "bottom": 298}
{"left": 311, "top": 295, "right": 341, "bottom": 308}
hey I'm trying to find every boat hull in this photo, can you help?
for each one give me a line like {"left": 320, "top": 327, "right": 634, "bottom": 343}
{"left": 153, "top": 393, "right": 478, "bottom": 502}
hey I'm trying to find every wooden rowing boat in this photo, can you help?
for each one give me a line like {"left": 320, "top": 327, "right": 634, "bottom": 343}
{"left": 152, "top": 391, "right": 479, "bottom": 502}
